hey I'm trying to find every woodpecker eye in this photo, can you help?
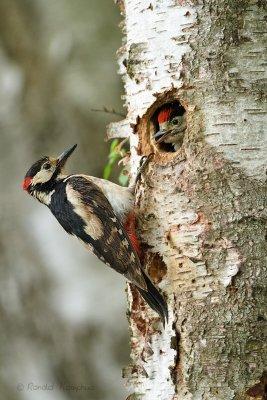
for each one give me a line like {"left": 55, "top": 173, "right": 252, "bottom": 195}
{"left": 43, "top": 162, "right": 51, "bottom": 170}
{"left": 171, "top": 116, "right": 181, "bottom": 125}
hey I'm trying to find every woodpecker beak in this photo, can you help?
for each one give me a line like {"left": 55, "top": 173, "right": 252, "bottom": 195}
{"left": 154, "top": 121, "right": 169, "bottom": 142}
{"left": 154, "top": 128, "right": 172, "bottom": 144}
{"left": 56, "top": 144, "right": 77, "bottom": 169}
{"left": 154, "top": 129, "right": 165, "bottom": 141}
{"left": 154, "top": 128, "right": 170, "bottom": 143}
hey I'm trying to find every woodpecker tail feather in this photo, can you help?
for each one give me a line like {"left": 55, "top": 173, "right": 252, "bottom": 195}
{"left": 136, "top": 270, "right": 168, "bottom": 326}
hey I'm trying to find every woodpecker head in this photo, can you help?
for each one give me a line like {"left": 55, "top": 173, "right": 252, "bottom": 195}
{"left": 154, "top": 105, "right": 186, "bottom": 145}
{"left": 22, "top": 144, "right": 77, "bottom": 195}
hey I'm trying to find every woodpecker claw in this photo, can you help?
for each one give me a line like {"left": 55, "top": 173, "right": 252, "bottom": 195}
{"left": 134, "top": 153, "right": 154, "bottom": 187}
{"left": 140, "top": 153, "right": 154, "bottom": 168}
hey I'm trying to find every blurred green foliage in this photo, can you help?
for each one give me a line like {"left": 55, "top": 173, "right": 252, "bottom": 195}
{"left": 103, "top": 138, "right": 129, "bottom": 186}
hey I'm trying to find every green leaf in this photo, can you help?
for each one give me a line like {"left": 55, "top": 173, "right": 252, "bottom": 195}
{"left": 103, "top": 164, "right": 112, "bottom": 180}
{"left": 110, "top": 139, "right": 119, "bottom": 151}
{"left": 103, "top": 138, "right": 129, "bottom": 183}
{"left": 109, "top": 151, "right": 120, "bottom": 163}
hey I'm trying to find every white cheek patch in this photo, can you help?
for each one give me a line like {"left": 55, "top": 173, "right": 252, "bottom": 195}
{"left": 32, "top": 169, "right": 53, "bottom": 185}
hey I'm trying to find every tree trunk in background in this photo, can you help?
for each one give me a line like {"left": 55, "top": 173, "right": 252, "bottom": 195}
{"left": 110, "top": 0, "right": 266, "bottom": 399}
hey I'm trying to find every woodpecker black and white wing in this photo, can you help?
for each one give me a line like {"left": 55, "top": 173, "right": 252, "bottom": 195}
{"left": 69, "top": 174, "right": 134, "bottom": 221}
{"left": 50, "top": 175, "right": 147, "bottom": 291}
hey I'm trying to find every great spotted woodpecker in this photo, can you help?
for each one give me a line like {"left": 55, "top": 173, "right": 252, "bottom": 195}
{"left": 22, "top": 145, "right": 168, "bottom": 324}
{"left": 154, "top": 104, "right": 186, "bottom": 150}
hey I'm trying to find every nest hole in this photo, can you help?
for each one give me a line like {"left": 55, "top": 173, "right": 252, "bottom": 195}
{"left": 150, "top": 100, "right": 186, "bottom": 153}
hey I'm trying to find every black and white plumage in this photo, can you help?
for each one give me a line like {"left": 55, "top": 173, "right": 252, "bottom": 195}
{"left": 22, "top": 145, "right": 168, "bottom": 324}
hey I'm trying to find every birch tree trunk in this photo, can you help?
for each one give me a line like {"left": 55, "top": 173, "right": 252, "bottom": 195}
{"left": 109, "top": 0, "right": 266, "bottom": 399}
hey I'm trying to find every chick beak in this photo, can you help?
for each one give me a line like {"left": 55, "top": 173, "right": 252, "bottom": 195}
{"left": 56, "top": 144, "right": 77, "bottom": 169}
{"left": 154, "top": 121, "right": 169, "bottom": 142}
{"left": 154, "top": 129, "right": 165, "bottom": 141}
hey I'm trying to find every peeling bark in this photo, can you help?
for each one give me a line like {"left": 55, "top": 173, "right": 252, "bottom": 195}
{"left": 111, "top": 0, "right": 267, "bottom": 399}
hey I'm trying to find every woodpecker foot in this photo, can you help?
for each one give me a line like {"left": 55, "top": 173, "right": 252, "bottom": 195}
{"left": 135, "top": 153, "right": 154, "bottom": 187}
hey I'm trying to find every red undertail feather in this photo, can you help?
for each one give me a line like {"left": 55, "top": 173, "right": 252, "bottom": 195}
{"left": 157, "top": 107, "right": 172, "bottom": 124}
{"left": 124, "top": 212, "right": 141, "bottom": 258}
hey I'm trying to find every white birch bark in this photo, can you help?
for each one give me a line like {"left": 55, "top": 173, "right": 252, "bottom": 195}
{"left": 109, "top": 0, "right": 267, "bottom": 399}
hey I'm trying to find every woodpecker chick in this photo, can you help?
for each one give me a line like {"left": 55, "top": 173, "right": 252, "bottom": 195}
{"left": 22, "top": 145, "right": 168, "bottom": 324}
{"left": 154, "top": 105, "right": 186, "bottom": 150}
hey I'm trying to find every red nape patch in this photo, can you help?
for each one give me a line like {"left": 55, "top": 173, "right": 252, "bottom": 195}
{"left": 22, "top": 177, "right": 32, "bottom": 191}
{"left": 157, "top": 107, "right": 172, "bottom": 124}
{"left": 124, "top": 212, "right": 142, "bottom": 259}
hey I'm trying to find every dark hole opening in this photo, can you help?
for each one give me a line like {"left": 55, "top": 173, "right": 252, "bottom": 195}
{"left": 151, "top": 101, "right": 186, "bottom": 152}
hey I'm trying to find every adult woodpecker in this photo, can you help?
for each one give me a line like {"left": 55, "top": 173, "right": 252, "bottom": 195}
{"left": 154, "top": 105, "right": 186, "bottom": 150}
{"left": 22, "top": 145, "right": 168, "bottom": 324}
